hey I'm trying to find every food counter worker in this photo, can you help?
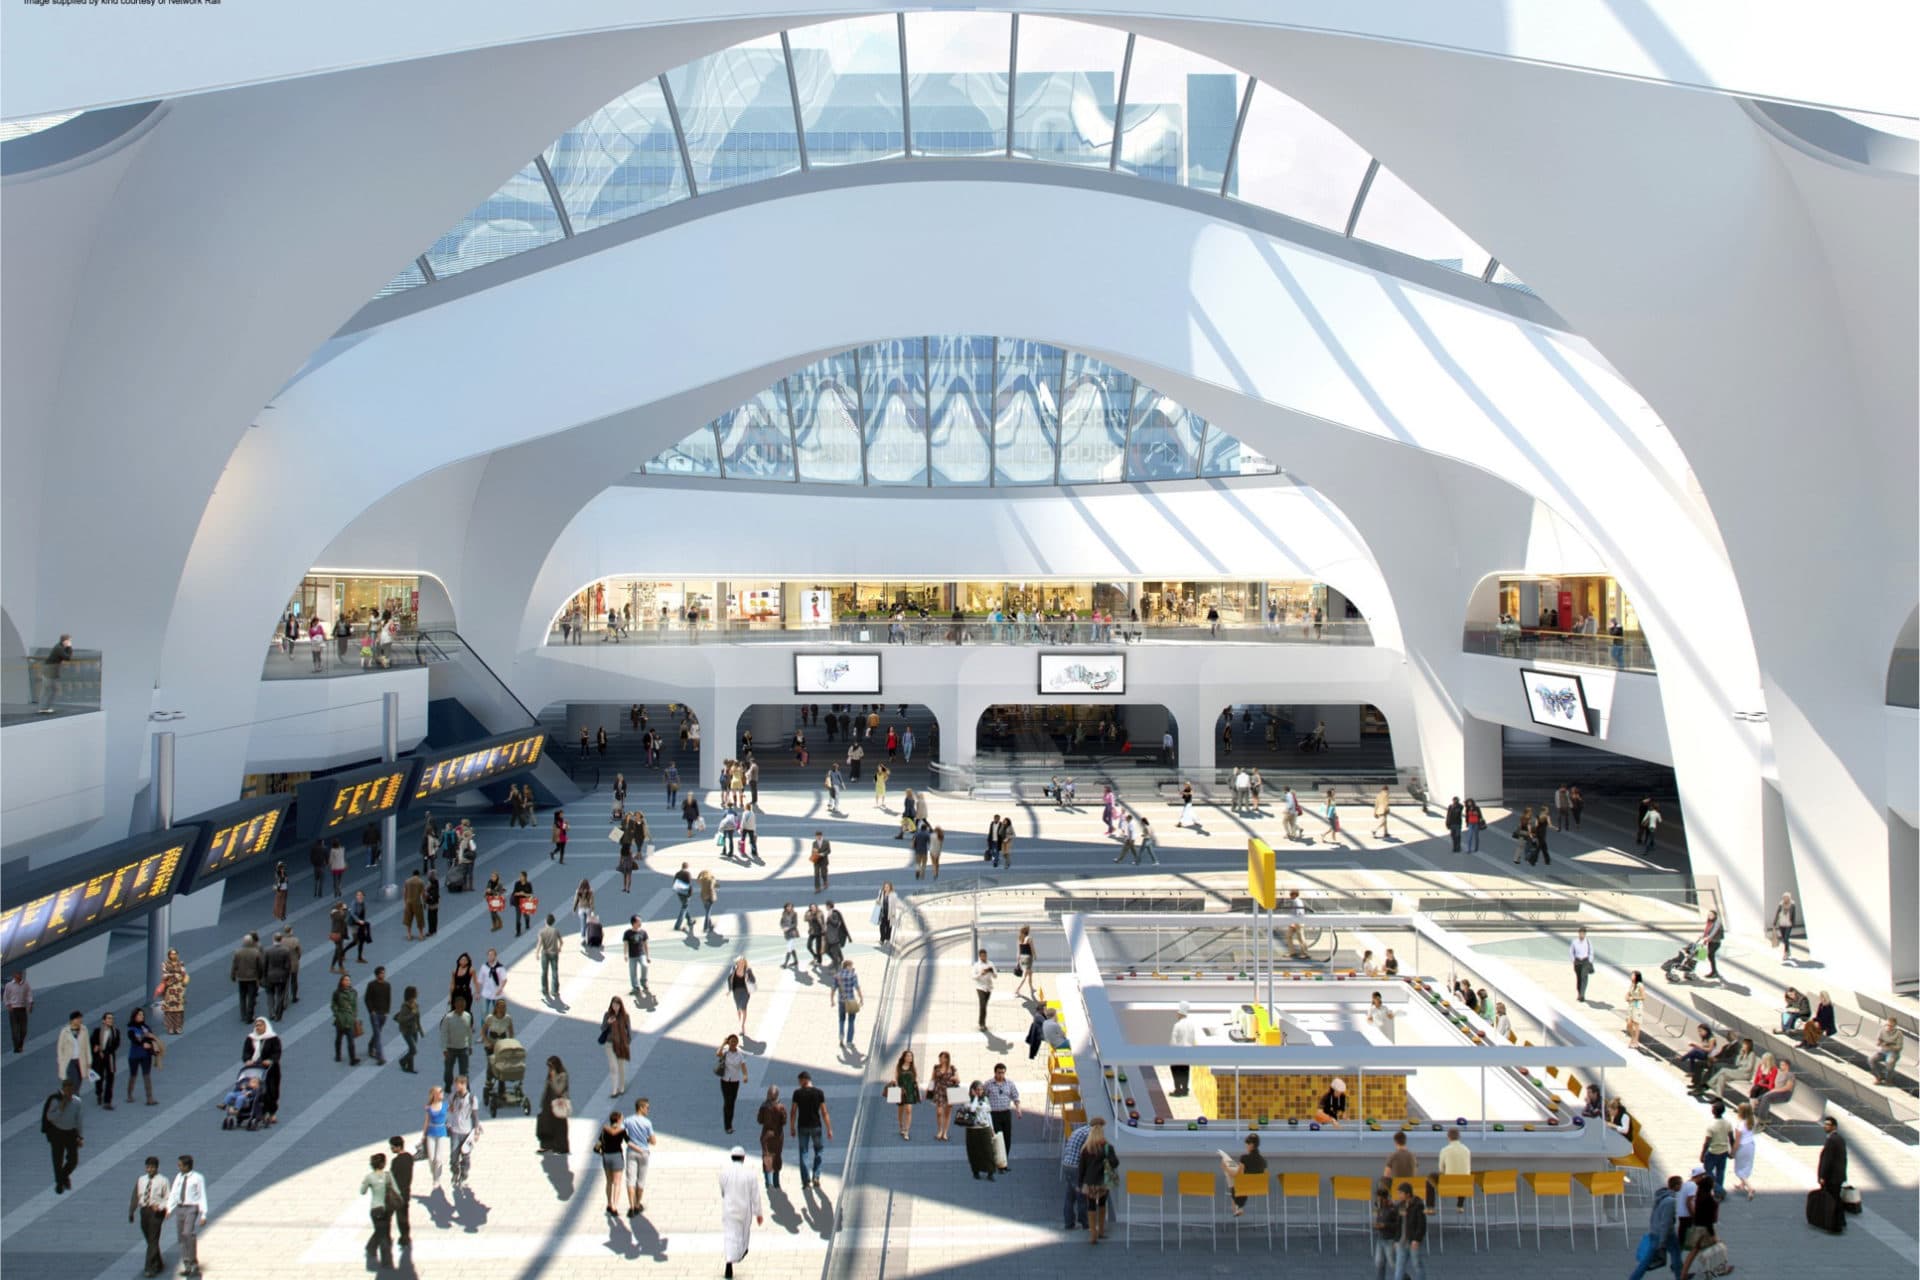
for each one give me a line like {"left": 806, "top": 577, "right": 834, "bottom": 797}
{"left": 1314, "top": 1077, "right": 1349, "bottom": 1127}
{"left": 1169, "top": 1002, "right": 1197, "bottom": 1097}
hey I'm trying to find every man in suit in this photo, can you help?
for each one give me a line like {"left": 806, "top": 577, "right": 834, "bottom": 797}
{"left": 386, "top": 1135, "right": 415, "bottom": 1248}
{"left": 128, "top": 1156, "right": 171, "bottom": 1276}
{"left": 263, "top": 934, "right": 293, "bottom": 1022}
{"left": 1816, "top": 1116, "right": 1849, "bottom": 1229}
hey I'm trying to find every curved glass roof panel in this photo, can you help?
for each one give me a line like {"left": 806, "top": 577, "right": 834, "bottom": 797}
{"left": 0, "top": 111, "right": 82, "bottom": 142}
{"left": 391, "top": 14, "right": 1522, "bottom": 299}
{"left": 667, "top": 37, "right": 803, "bottom": 193}
{"left": 639, "top": 338, "right": 1275, "bottom": 491}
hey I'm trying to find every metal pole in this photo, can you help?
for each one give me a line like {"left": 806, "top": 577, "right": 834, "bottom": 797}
{"left": 146, "top": 732, "right": 175, "bottom": 1016}
{"left": 381, "top": 691, "right": 400, "bottom": 899}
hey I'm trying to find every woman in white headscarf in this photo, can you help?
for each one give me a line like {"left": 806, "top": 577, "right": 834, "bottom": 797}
{"left": 243, "top": 1016, "right": 283, "bottom": 1124}
{"left": 718, "top": 1146, "right": 764, "bottom": 1278}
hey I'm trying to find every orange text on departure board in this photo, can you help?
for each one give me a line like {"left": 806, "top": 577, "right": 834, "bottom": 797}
{"left": 202, "top": 808, "right": 285, "bottom": 875}
{"left": 326, "top": 772, "right": 407, "bottom": 828}
{"left": 413, "top": 734, "right": 544, "bottom": 800}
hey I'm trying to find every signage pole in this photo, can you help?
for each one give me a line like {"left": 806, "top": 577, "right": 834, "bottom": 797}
{"left": 381, "top": 692, "right": 400, "bottom": 900}
{"left": 146, "top": 733, "right": 175, "bottom": 1016}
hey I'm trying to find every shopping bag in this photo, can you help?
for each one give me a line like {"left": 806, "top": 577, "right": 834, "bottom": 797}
{"left": 696, "top": 817, "right": 707, "bottom": 832}
{"left": 990, "top": 1130, "right": 1008, "bottom": 1169}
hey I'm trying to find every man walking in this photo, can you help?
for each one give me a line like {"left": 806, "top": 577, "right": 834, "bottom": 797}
{"left": 365, "top": 966, "right": 392, "bottom": 1065}
{"left": 972, "top": 949, "right": 998, "bottom": 1030}
{"left": 789, "top": 1073, "right": 831, "bottom": 1189}
{"left": 623, "top": 1097, "right": 656, "bottom": 1216}
{"left": 167, "top": 1155, "right": 208, "bottom": 1275}
{"left": 537, "top": 914, "right": 565, "bottom": 1001}
{"left": 386, "top": 1136, "right": 415, "bottom": 1249}
{"left": 984, "top": 1063, "right": 1020, "bottom": 1164}
{"left": 5, "top": 971, "right": 34, "bottom": 1052}
{"left": 811, "top": 834, "right": 831, "bottom": 892}
{"left": 623, "top": 916, "right": 651, "bottom": 998}
{"left": 1444, "top": 798, "right": 1464, "bottom": 853}
{"left": 230, "top": 932, "right": 264, "bottom": 1023}
{"left": 42, "top": 1079, "right": 84, "bottom": 1192}
{"left": 263, "top": 933, "right": 293, "bottom": 1021}
{"left": 718, "top": 1145, "right": 765, "bottom": 1280}
{"left": 129, "top": 1156, "right": 170, "bottom": 1276}
{"left": 91, "top": 1011, "right": 120, "bottom": 1109}
{"left": 1281, "top": 787, "right": 1302, "bottom": 842}
{"left": 1569, "top": 927, "right": 1595, "bottom": 1003}
{"left": 1554, "top": 784, "right": 1573, "bottom": 834}
{"left": 55, "top": 1009, "right": 92, "bottom": 1091}
{"left": 402, "top": 870, "right": 426, "bottom": 941}
{"left": 446, "top": 1076, "right": 480, "bottom": 1190}
{"left": 1059, "top": 1115, "right": 1093, "bottom": 1231}
{"left": 673, "top": 864, "right": 695, "bottom": 933}
{"left": 283, "top": 925, "right": 303, "bottom": 1004}
{"left": 1628, "top": 1176, "right": 1685, "bottom": 1280}
{"left": 823, "top": 903, "right": 849, "bottom": 969}
{"left": 1393, "top": 1180, "right": 1428, "bottom": 1279}
{"left": 440, "top": 997, "right": 473, "bottom": 1090}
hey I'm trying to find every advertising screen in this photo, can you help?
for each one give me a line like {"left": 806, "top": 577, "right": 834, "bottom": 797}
{"left": 411, "top": 730, "right": 546, "bottom": 804}
{"left": 1519, "top": 668, "right": 1594, "bottom": 736}
{"left": 1038, "top": 652, "right": 1126, "bottom": 695}
{"left": 177, "top": 794, "right": 295, "bottom": 893}
{"left": 295, "top": 759, "right": 417, "bottom": 837}
{"left": 0, "top": 827, "right": 201, "bottom": 968}
{"left": 794, "top": 652, "right": 881, "bottom": 695}
{"left": 798, "top": 590, "right": 834, "bottom": 627}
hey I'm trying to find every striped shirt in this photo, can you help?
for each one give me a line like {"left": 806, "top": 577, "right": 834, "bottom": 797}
{"left": 984, "top": 1078, "right": 1020, "bottom": 1112}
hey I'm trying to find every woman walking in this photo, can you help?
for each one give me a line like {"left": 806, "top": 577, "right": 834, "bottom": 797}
{"left": 1463, "top": 799, "right": 1483, "bottom": 853}
{"left": 1772, "top": 892, "right": 1799, "bottom": 962}
{"left": 832, "top": 959, "right": 862, "bottom": 1048}
{"left": 1078, "top": 1125, "right": 1119, "bottom": 1243}
{"left": 929, "top": 826, "right": 944, "bottom": 880}
{"left": 874, "top": 882, "right": 900, "bottom": 950}
{"left": 893, "top": 1050, "right": 921, "bottom": 1140}
{"left": 124, "top": 1007, "right": 159, "bottom": 1105}
{"left": 665, "top": 762, "right": 680, "bottom": 807}
{"left": 716, "top": 1034, "right": 749, "bottom": 1134}
{"left": 1101, "top": 786, "right": 1117, "bottom": 836}
{"left": 757, "top": 1086, "right": 787, "bottom": 1190}
{"left": 598, "top": 999, "right": 632, "bottom": 1097}
{"left": 158, "top": 949, "right": 190, "bottom": 1034}
{"left": 271, "top": 862, "right": 289, "bottom": 921}
{"left": 1512, "top": 805, "right": 1537, "bottom": 864}
{"left": 874, "top": 763, "right": 890, "bottom": 810}
{"left": 448, "top": 953, "right": 475, "bottom": 1013}
{"left": 550, "top": 809, "right": 569, "bottom": 864}
{"left": 536, "top": 1056, "right": 572, "bottom": 1154}
{"left": 422, "top": 1086, "right": 450, "bottom": 1186}
{"left": 349, "top": 889, "right": 372, "bottom": 963}
{"left": 330, "top": 974, "right": 361, "bottom": 1065}
{"left": 806, "top": 904, "right": 825, "bottom": 967}
{"left": 1732, "top": 1102, "right": 1758, "bottom": 1199}
{"left": 598, "top": 1110, "right": 627, "bottom": 1216}
{"left": 1624, "top": 970, "right": 1647, "bottom": 1048}
{"left": 681, "top": 793, "right": 701, "bottom": 835}
{"left": 328, "top": 900, "right": 350, "bottom": 972}
{"left": 728, "top": 958, "right": 757, "bottom": 1038}
{"left": 1322, "top": 789, "right": 1341, "bottom": 844}
{"left": 962, "top": 1082, "right": 997, "bottom": 1180}
{"left": 1013, "top": 926, "right": 1037, "bottom": 1001}
{"left": 573, "top": 879, "right": 596, "bottom": 939}
{"left": 930, "top": 1051, "right": 959, "bottom": 1140}
{"left": 1177, "top": 781, "right": 1194, "bottom": 829}
{"left": 779, "top": 904, "right": 800, "bottom": 970}
{"left": 328, "top": 838, "right": 348, "bottom": 895}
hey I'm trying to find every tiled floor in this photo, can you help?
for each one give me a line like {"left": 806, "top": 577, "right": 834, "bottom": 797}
{"left": 1, "top": 785, "right": 1911, "bottom": 1279}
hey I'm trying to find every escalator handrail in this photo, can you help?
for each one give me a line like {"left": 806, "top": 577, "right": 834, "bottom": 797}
{"left": 416, "top": 627, "right": 543, "bottom": 728}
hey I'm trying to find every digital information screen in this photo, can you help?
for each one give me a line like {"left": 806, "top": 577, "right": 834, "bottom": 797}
{"left": 0, "top": 827, "right": 201, "bottom": 969}
{"left": 1519, "top": 667, "right": 1595, "bottom": 736}
{"left": 1038, "top": 652, "right": 1126, "bottom": 695}
{"left": 177, "top": 793, "right": 296, "bottom": 894}
{"left": 296, "top": 760, "right": 416, "bottom": 837}
{"left": 411, "top": 730, "right": 546, "bottom": 804}
{"left": 794, "top": 653, "right": 881, "bottom": 695}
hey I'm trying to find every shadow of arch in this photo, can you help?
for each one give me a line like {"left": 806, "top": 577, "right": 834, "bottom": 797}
{"left": 1888, "top": 604, "right": 1918, "bottom": 708}
{"left": 0, "top": 605, "right": 28, "bottom": 705}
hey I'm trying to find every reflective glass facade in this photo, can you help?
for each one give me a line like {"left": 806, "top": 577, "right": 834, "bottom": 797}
{"left": 384, "top": 13, "right": 1521, "bottom": 295}
{"left": 637, "top": 336, "right": 1274, "bottom": 488}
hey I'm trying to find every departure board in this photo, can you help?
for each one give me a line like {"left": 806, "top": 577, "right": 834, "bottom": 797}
{"left": 0, "top": 827, "right": 200, "bottom": 968}
{"left": 410, "top": 730, "right": 545, "bottom": 804}
{"left": 177, "top": 793, "right": 296, "bottom": 893}
{"left": 295, "top": 760, "right": 416, "bottom": 837}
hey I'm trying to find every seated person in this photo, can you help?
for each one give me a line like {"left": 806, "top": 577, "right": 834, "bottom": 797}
{"left": 1603, "top": 1096, "right": 1633, "bottom": 1138}
{"left": 1582, "top": 1083, "right": 1604, "bottom": 1118}
{"left": 220, "top": 1075, "right": 262, "bottom": 1118}
{"left": 1476, "top": 989, "right": 1493, "bottom": 1021}
{"left": 1679, "top": 1024, "right": 1720, "bottom": 1090}
{"left": 1778, "top": 987, "right": 1811, "bottom": 1034}
{"left": 1491, "top": 1002, "right": 1513, "bottom": 1040}
{"left": 1039, "top": 1012, "right": 1070, "bottom": 1053}
{"left": 1801, "top": 992, "right": 1837, "bottom": 1048}
{"left": 1315, "top": 1077, "right": 1349, "bottom": 1126}
{"left": 1749, "top": 1057, "right": 1796, "bottom": 1125}
{"left": 1706, "top": 1038, "right": 1756, "bottom": 1100}
{"left": 1871, "top": 1016, "right": 1906, "bottom": 1084}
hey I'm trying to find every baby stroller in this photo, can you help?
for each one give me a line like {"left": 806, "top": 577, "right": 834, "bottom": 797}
{"left": 485, "top": 1037, "right": 531, "bottom": 1118}
{"left": 218, "top": 1066, "right": 269, "bottom": 1130}
{"left": 1661, "top": 941, "right": 1706, "bottom": 983}
{"left": 446, "top": 847, "right": 475, "bottom": 892}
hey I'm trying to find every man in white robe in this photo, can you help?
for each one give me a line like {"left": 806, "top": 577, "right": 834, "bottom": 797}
{"left": 719, "top": 1146, "right": 764, "bottom": 1278}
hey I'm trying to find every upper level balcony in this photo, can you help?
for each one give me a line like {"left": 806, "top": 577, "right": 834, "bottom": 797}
{"left": 1461, "top": 623, "right": 1655, "bottom": 675}
{"left": 544, "top": 615, "right": 1374, "bottom": 648}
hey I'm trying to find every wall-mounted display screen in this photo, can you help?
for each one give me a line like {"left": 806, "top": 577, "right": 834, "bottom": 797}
{"left": 1520, "top": 668, "right": 1594, "bottom": 736}
{"left": 177, "top": 794, "right": 295, "bottom": 893}
{"left": 0, "top": 827, "right": 201, "bottom": 968}
{"left": 798, "top": 590, "right": 834, "bottom": 627}
{"left": 795, "top": 652, "right": 881, "bottom": 695}
{"left": 411, "top": 730, "right": 546, "bottom": 804}
{"left": 1039, "top": 652, "right": 1126, "bottom": 695}
{"left": 295, "top": 760, "right": 416, "bottom": 837}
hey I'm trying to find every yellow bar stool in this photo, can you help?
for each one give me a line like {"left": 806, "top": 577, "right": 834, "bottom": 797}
{"left": 1522, "top": 1171, "right": 1576, "bottom": 1250}
{"left": 1575, "top": 1170, "right": 1630, "bottom": 1249}
{"left": 1477, "top": 1170, "right": 1522, "bottom": 1248}
{"left": 1278, "top": 1172, "right": 1323, "bottom": 1252}
{"left": 1176, "top": 1170, "right": 1217, "bottom": 1251}
{"left": 1432, "top": 1175, "right": 1478, "bottom": 1252}
{"left": 1124, "top": 1170, "right": 1165, "bottom": 1250}
{"left": 1329, "top": 1175, "right": 1374, "bottom": 1253}
{"left": 1610, "top": 1135, "right": 1653, "bottom": 1205}
{"left": 1565, "top": 1073, "right": 1586, "bottom": 1103}
{"left": 1231, "top": 1172, "right": 1273, "bottom": 1251}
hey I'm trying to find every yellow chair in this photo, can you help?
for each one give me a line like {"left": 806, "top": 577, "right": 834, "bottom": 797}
{"left": 1124, "top": 1170, "right": 1166, "bottom": 1251}
{"left": 1506, "top": 1030, "right": 1518, "bottom": 1044}
{"left": 1523, "top": 1171, "right": 1576, "bottom": 1250}
{"left": 1543, "top": 1064, "right": 1560, "bottom": 1079}
{"left": 1576, "top": 1170, "right": 1630, "bottom": 1249}
{"left": 1048, "top": 1068, "right": 1077, "bottom": 1090}
{"left": 1231, "top": 1172, "right": 1272, "bottom": 1251}
{"left": 1565, "top": 1073, "right": 1586, "bottom": 1101}
{"left": 1609, "top": 1136, "right": 1653, "bottom": 1205}
{"left": 1279, "top": 1171, "right": 1322, "bottom": 1252}
{"left": 1477, "top": 1169, "right": 1522, "bottom": 1248}
{"left": 1330, "top": 1175, "right": 1374, "bottom": 1253}
{"left": 1176, "top": 1170, "right": 1217, "bottom": 1251}
{"left": 1433, "top": 1174, "right": 1478, "bottom": 1253}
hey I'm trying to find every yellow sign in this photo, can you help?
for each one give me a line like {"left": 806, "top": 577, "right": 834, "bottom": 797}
{"left": 1247, "top": 838, "right": 1276, "bottom": 910}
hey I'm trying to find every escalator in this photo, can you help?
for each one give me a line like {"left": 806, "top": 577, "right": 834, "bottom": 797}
{"left": 415, "top": 629, "right": 596, "bottom": 806}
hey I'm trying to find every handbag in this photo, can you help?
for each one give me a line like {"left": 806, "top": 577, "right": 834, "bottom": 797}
{"left": 551, "top": 1097, "right": 572, "bottom": 1119}
{"left": 712, "top": 1054, "right": 726, "bottom": 1078}
{"left": 354, "top": 1019, "right": 366, "bottom": 1037}
{"left": 329, "top": 931, "right": 343, "bottom": 943}
{"left": 845, "top": 992, "right": 863, "bottom": 1015}
{"left": 607, "top": 828, "right": 623, "bottom": 842}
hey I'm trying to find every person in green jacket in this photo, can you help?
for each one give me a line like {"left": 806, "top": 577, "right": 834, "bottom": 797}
{"left": 331, "top": 974, "right": 361, "bottom": 1065}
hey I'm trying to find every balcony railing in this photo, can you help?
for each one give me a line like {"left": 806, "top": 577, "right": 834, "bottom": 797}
{"left": 2, "top": 649, "right": 103, "bottom": 726}
{"left": 1462, "top": 624, "right": 1656, "bottom": 675}
{"left": 260, "top": 630, "right": 447, "bottom": 680}
{"left": 544, "top": 617, "right": 1374, "bottom": 648}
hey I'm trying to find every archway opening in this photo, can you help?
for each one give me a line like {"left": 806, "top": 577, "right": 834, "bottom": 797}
{"left": 734, "top": 703, "right": 943, "bottom": 790}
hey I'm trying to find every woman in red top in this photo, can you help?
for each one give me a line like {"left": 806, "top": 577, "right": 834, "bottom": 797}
{"left": 885, "top": 727, "right": 898, "bottom": 761}
{"left": 551, "top": 810, "right": 568, "bottom": 864}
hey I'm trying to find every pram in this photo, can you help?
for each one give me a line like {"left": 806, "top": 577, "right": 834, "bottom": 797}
{"left": 1661, "top": 941, "right": 1707, "bottom": 984}
{"left": 219, "top": 1066, "right": 269, "bottom": 1130}
{"left": 446, "top": 848, "right": 475, "bottom": 892}
{"left": 485, "top": 1037, "right": 531, "bottom": 1118}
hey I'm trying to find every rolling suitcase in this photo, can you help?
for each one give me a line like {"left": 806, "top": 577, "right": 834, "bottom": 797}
{"left": 583, "top": 914, "right": 603, "bottom": 948}
{"left": 1805, "top": 1187, "right": 1845, "bottom": 1233}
